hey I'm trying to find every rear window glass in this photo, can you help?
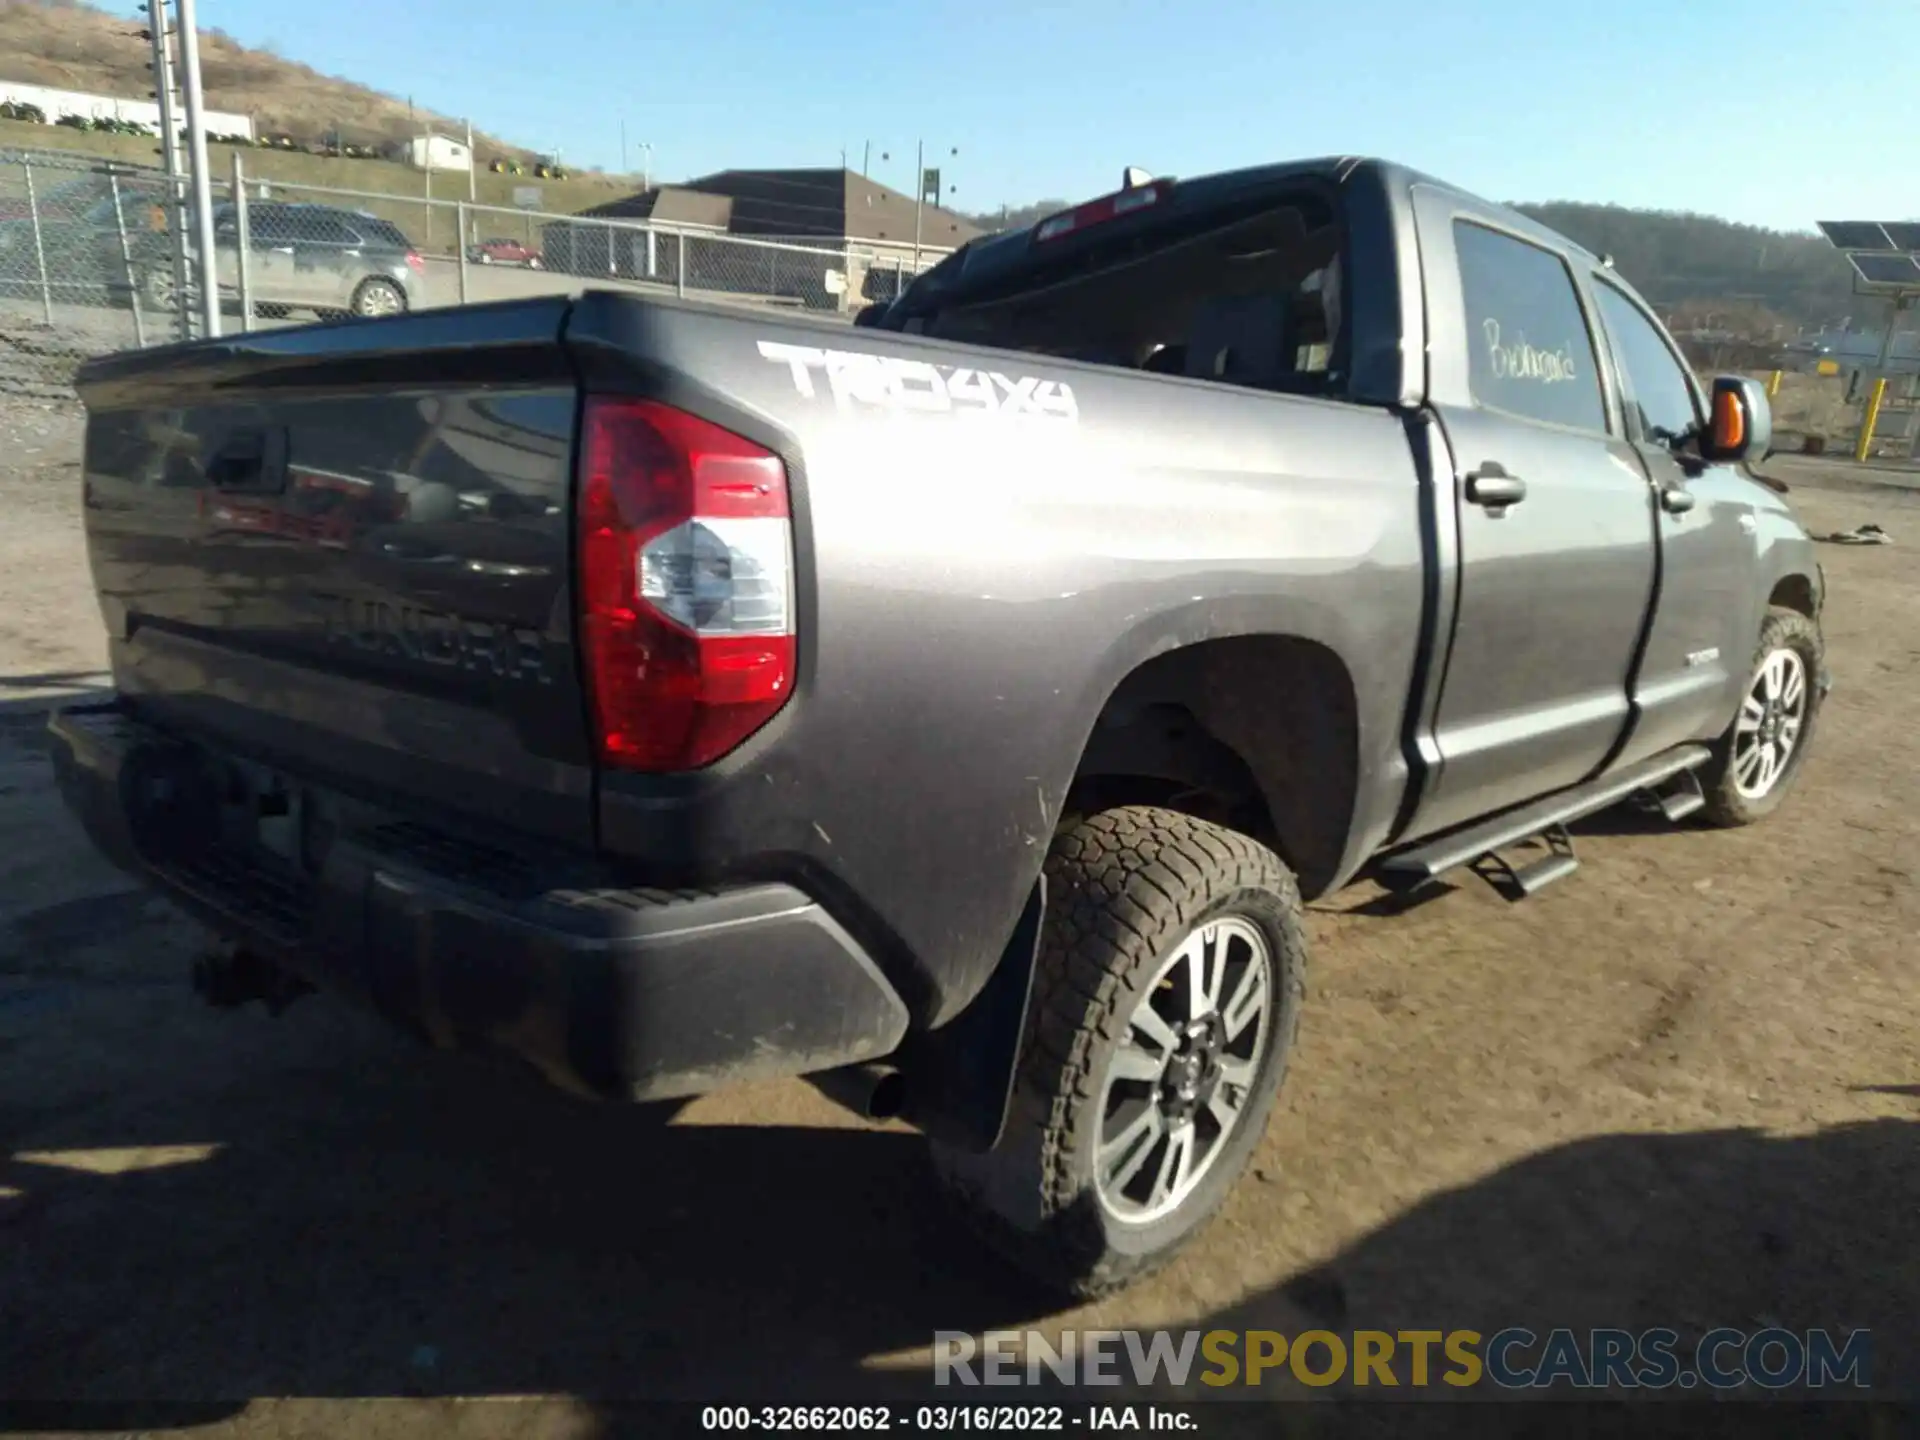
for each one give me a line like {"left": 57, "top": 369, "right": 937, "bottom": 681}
{"left": 908, "top": 194, "right": 1348, "bottom": 395}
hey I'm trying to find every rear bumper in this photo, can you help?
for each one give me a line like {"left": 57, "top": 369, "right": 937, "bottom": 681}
{"left": 48, "top": 700, "right": 910, "bottom": 1102}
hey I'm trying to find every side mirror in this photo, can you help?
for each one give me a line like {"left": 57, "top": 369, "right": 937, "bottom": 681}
{"left": 1701, "top": 375, "right": 1772, "bottom": 463}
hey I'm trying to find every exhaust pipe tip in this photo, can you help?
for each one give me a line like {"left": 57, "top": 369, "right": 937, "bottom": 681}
{"left": 867, "top": 1067, "right": 907, "bottom": 1120}
{"left": 808, "top": 1063, "right": 907, "bottom": 1122}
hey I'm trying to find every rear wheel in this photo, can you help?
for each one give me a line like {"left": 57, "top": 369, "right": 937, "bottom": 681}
{"left": 1699, "top": 606, "right": 1824, "bottom": 826}
{"left": 349, "top": 277, "right": 407, "bottom": 318}
{"left": 135, "top": 266, "right": 174, "bottom": 311}
{"left": 931, "top": 806, "right": 1306, "bottom": 1298}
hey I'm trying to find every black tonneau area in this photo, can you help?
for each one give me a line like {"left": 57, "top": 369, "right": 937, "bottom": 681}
{"left": 73, "top": 298, "right": 597, "bottom": 845}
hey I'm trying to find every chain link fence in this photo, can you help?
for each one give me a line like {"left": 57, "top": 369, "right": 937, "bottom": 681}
{"left": 0, "top": 148, "right": 201, "bottom": 396}
{"left": 240, "top": 178, "right": 934, "bottom": 324}
{"left": 0, "top": 147, "right": 944, "bottom": 398}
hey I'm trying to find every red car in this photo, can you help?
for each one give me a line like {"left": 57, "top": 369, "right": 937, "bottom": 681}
{"left": 467, "top": 237, "right": 543, "bottom": 268}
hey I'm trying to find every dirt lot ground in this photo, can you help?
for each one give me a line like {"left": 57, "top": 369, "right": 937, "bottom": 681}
{"left": 1, "top": 395, "right": 1916, "bottom": 1435}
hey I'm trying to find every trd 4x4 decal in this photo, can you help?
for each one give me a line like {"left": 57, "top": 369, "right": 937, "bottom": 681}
{"left": 757, "top": 340, "right": 1079, "bottom": 423}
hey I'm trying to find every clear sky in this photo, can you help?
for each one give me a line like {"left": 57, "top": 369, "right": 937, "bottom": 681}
{"left": 206, "top": 0, "right": 1913, "bottom": 233}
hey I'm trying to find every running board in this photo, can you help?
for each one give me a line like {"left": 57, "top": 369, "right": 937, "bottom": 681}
{"left": 1656, "top": 767, "right": 1706, "bottom": 823}
{"left": 1381, "top": 744, "right": 1714, "bottom": 889}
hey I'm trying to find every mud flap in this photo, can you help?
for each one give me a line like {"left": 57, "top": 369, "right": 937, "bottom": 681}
{"left": 897, "top": 876, "right": 1046, "bottom": 1153}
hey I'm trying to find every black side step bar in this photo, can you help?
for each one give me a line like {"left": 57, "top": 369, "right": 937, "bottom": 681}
{"left": 1380, "top": 744, "right": 1713, "bottom": 889}
{"left": 1655, "top": 766, "right": 1707, "bottom": 823}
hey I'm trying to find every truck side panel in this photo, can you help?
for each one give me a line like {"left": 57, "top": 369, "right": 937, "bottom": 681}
{"left": 565, "top": 296, "right": 1428, "bottom": 1027}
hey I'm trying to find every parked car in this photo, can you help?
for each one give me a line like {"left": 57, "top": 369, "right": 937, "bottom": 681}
{"left": 54, "top": 156, "right": 1827, "bottom": 1299}
{"left": 0, "top": 173, "right": 424, "bottom": 321}
{"left": 466, "top": 237, "right": 542, "bottom": 268}
{"left": 170, "top": 201, "right": 425, "bottom": 320}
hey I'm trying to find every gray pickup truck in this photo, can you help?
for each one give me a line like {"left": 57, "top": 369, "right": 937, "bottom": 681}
{"left": 53, "top": 155, "right": 1828, "bottom": 1298}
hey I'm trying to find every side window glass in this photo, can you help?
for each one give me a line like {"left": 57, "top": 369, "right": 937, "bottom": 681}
{"left": 1453, "top": 220, "right": 1606, "bottom": 432}
{"left": 1593, "top": 282, "right": 1700, "bottom": 446}
{"left": 305, "top": 216, "right": 357, "bottom": 246}
{"left": 249, "top": 208, "right": 291, "bottom": 243}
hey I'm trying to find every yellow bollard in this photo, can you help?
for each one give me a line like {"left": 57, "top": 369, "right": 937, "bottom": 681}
{"left": 1767, "top": 369, "right": 1782, "bottom": 397}
{"left": 1854, "top": 377, "right": 1889, "bottom": 463}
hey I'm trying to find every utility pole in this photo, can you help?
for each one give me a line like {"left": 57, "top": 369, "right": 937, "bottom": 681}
{"left": 174, "top": 0, "right": 220, "bottom": 337}
{"left": 621, "top": 118, "right": 627, "bottom": 175}
{"left": 145, "top": 0, "right": 190, "bottom": 340}
{"left": 466, "top": 117, "right": 476, "bottom": 201}
{"left": 641, "top": 142, "right": 652, "bottom": 191}
{"left": 421, "top": 123, "right": 433, "bottom": 244}
{"left": 1871, "top": 295, "right": 1907, "bottom": 380}
{"left": 912, "top": 142, "right": 957, "bottom": 271}
{"left": 861, "top": 140, "right": 870, "bottom": 176}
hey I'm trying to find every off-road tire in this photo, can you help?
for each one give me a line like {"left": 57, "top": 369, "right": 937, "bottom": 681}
{"left": 930, "top": 806, "right": 1306, "bottom": 1299}
{"left": 1699, "top": 606, "right": 1824, "bottom": 827}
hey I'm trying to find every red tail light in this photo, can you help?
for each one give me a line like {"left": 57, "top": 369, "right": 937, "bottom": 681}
{"left": 577, "top": 398, "right": 795, "bottom": 772}
{"left": 405, "top": 251, "right": 425, "bottom": 272}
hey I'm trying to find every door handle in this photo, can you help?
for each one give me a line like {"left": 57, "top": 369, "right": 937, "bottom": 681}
{"left": 1659, "top": 485, "right": 1697, "bottom": 515}
{"left": 1465, "top": 463, "right": 1527, "bottom": 509}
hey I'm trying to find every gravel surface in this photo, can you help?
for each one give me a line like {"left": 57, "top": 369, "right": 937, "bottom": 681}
{"left": 0, "top": 394, "right": 101, "bottom": 701}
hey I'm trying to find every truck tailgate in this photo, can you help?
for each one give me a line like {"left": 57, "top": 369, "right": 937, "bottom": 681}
{"left": 72, "top": 299, "right": 596, "bottom": 844}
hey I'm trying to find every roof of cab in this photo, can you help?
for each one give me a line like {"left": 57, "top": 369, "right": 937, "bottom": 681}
{"left": 900, "top": 155, "right": 1601, "bottom": 309}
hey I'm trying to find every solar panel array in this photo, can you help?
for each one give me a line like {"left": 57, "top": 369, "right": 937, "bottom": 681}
{"left": 1819, "top": 220, "right": 1897, "bottom": 251}
{"left": 1818, "top": 218, "right": 1920, "bottom": 294}
{"left": 1847, "top": 253, "right": 1920, "bottom": 286}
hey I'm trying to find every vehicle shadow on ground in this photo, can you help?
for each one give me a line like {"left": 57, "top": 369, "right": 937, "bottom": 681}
{"left": 1078, "top": 1114, "right": 1920, "bottom": 1439}
{"left": 0, "top": 669, "right": 110, "bottom": 718}
{"left": 6, "top": 983, "right": 1916, "bottom": 1433}
{"left": 0, "top": 989, "right": 1048, "bottom": 1418}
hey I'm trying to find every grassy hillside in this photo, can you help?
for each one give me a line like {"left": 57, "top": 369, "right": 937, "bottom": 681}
{"left": 0, "top": 118, "right": 632, "bottom": 226}
{"left": 0, "top": 0, "right": 535, "bottom": 160}
{"left": 1514, "top": 201, "right": 1857, "bottom": 332}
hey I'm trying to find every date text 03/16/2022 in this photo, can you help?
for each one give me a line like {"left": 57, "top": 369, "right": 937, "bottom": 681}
{"left": 699, "top": 1405, "right": 1193, "bottom": 1432}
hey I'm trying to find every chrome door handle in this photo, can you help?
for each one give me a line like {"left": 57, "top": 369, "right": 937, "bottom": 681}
{"left": 1659, "top": 485, "right": 1696, "bottom": 515}
{"left": 1465, "top": 462, "right": 1527, "bottom": 509}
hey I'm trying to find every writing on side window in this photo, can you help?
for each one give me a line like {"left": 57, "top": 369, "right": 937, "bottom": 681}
{"left": 1482, "top": 318, "right": 1579, "bottom": 385}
